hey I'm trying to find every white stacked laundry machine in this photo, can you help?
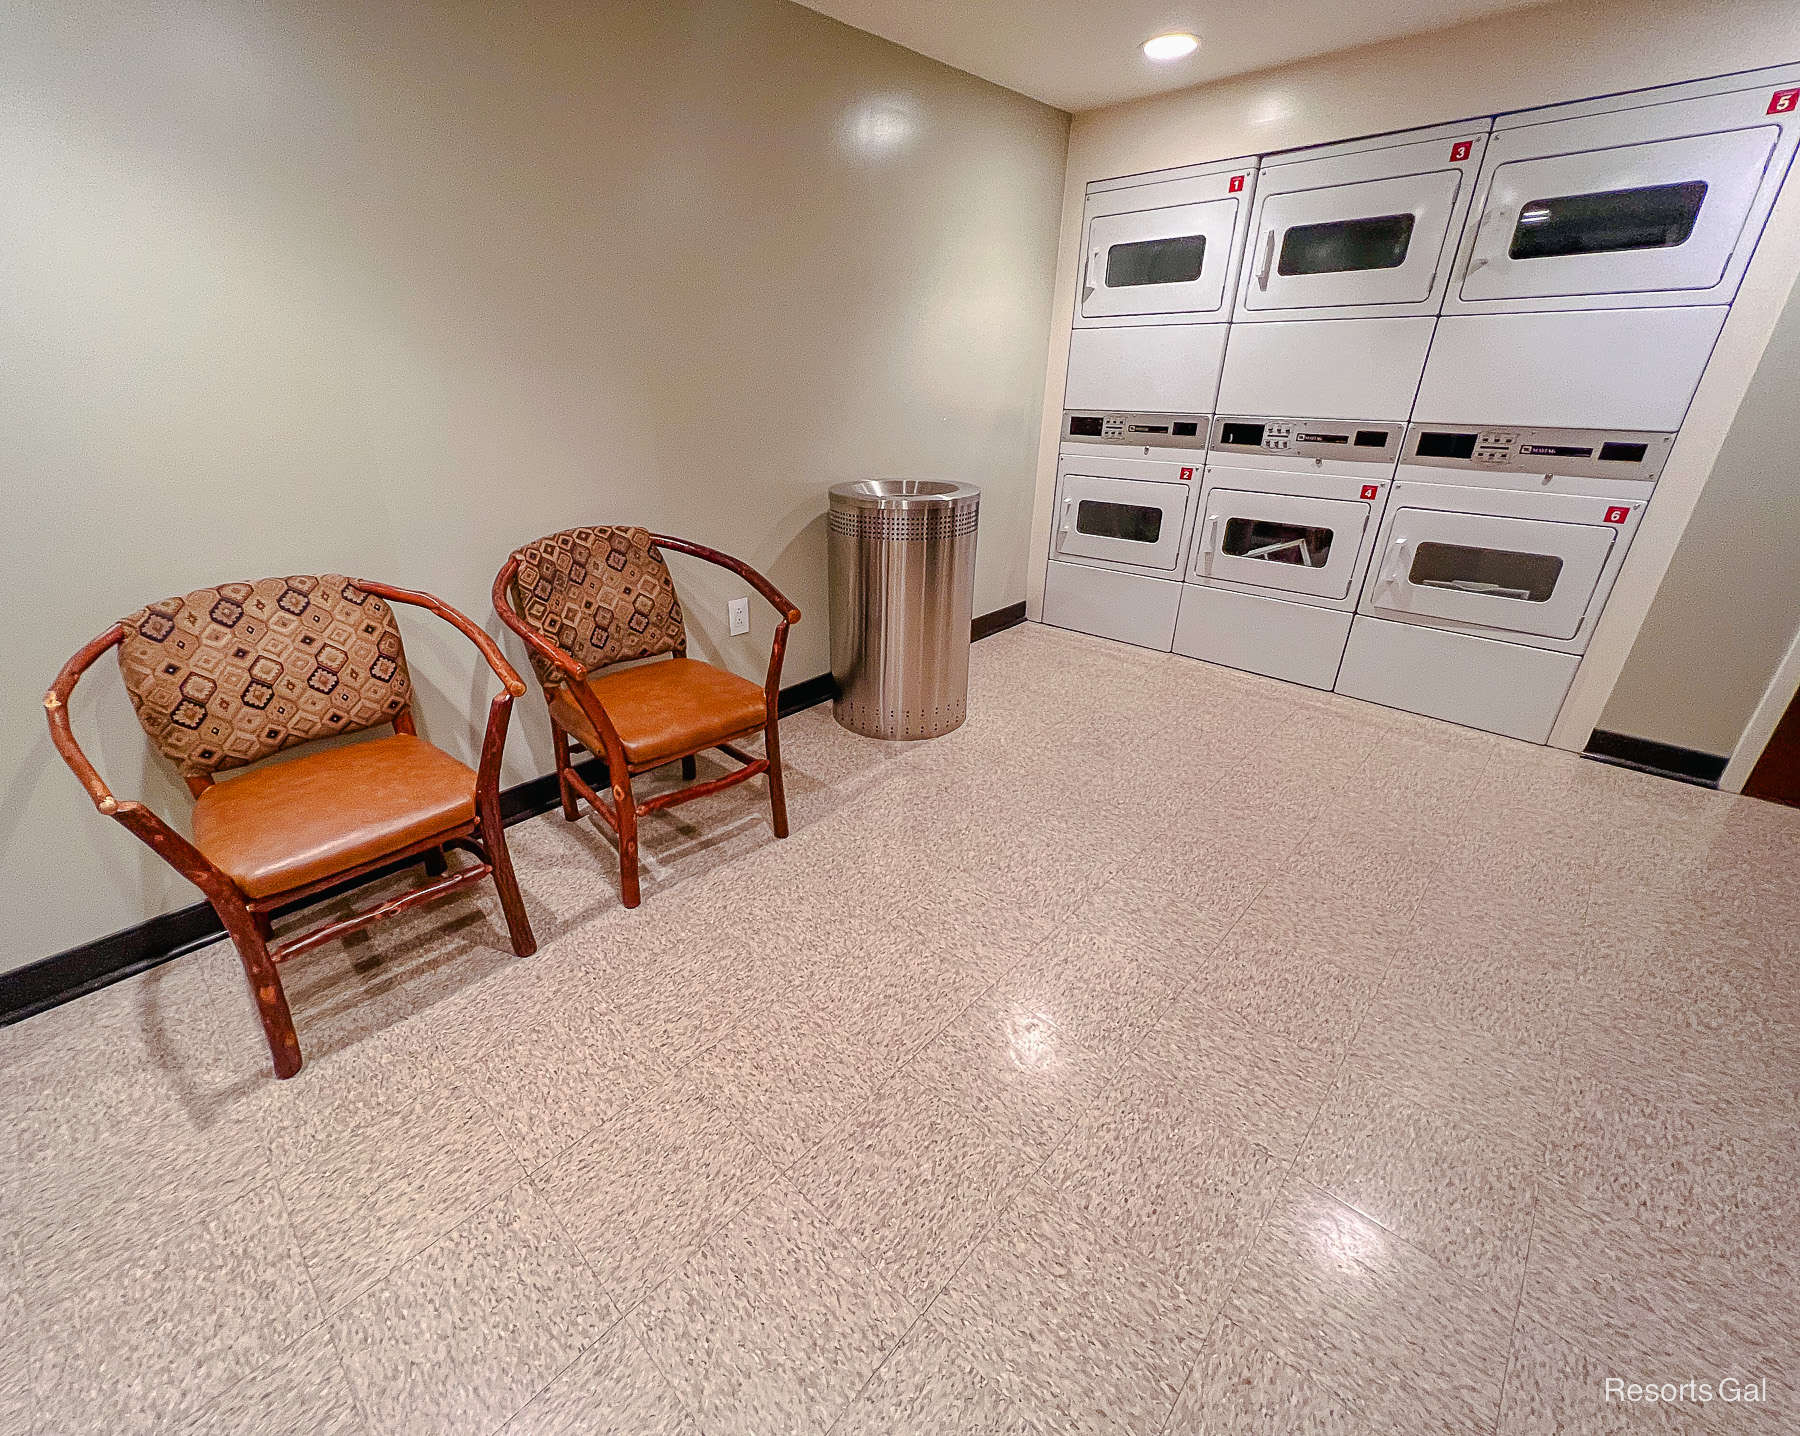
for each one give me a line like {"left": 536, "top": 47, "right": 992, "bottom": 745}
{"left": 1175, "top": 120, "right": 1490, "bottom": 688}
{"left": 1340, "top": 68, "right": 1800, "bottom": 739}
{"left": 1044, "top": 156, "right": 1257, "bottom": 649}
{"left": 1046, "top": 63, "right": 1800, "bottom": 743}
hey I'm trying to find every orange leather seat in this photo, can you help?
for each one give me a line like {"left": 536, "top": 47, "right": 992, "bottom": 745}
{"left": 192, "top": 734, "right": 477, "bottom": 898}
{"left": 548, "top": 657, "right": 767, "bottom": 767}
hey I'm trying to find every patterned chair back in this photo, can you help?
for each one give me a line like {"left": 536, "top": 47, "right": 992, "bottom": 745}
{"left": 117, "top": 575, "right": 412, "bottom": 779}
{"left": 506, "top": 527, "right": 686, "bottom": 688}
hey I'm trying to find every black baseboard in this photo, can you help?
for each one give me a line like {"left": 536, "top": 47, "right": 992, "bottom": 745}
{"left": 1583, "top": 728, "right": 1727, "bottom": 788}
{"left": 972, "top": 600, "right": 1027, "bottom": 642}
{"left": 2, "top": 602, "right": 1028, "bottom": 1027}
{"left": 779, "top": 671, "right": 838, "bottom": 716}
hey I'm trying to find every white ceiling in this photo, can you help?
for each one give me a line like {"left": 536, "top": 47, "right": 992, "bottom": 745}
{"left": 796, "top": 0, "right": 1550, "bottom": 112}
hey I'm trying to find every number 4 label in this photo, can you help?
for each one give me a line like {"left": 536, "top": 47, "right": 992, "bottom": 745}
{"left": 1771, "top": 89, "right": 1800, "bottom": 115}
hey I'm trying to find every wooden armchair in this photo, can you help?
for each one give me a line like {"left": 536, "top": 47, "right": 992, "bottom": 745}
{"left": 45, "top": 575, "right": 536, "bottom": 1079}
{"left": 492, "top": 526, "right": 799, "bottom": 907}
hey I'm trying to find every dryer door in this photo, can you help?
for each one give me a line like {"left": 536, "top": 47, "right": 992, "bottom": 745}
{"left": 1459, "top": 126, "right": 1778, "bottom": 302}
{"left": 1193, "top": 488, "right": 1371, "bottom": 600}
{"left": 1365, "top": 507, "right": 1616, "bottom": 640}
{"left": 1243, "top": 169, "right": 1463, "bottom": 313}
{"left": 1081, "top": 197, "right": 1241, "bottom": 319}
{"left": 1053, "top": 473, "right": 1192, "bottom": 571}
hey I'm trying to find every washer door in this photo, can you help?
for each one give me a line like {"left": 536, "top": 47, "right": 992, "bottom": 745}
{"left": 1053, "top": 473, "right": 1191, "bottom": 571}
{"left": 1081, "top": 198, "right": 1240, "bottom": 319}
{"left": 1193, "top": 488, "right": 1370, "bottom": 600}
{"left": 1366, "top": 507, "right": 1616, "bottom": 640}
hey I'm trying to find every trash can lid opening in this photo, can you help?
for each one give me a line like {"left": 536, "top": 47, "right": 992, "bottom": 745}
{"left": 831, "top": 479, "right": 981, "bottom": 506}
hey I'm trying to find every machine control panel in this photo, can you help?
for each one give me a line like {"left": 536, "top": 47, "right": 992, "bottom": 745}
{"left": 1405, "top": 425, "right": 1674, "bottom": 483}
{"left": 1063, "top": 411, "right": 1208, "bottom": 450}
{"left": 1209, "top": 415, "right": 1401, "bottom": 464}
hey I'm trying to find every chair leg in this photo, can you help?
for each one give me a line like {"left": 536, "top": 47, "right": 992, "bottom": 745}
{"left": 477, "top": 798, "right": 537, "bottom": 957}
{"left": 765, "top": 715, "right": 790, "bottom": 839}
{"left": 217, "top": 898, "right": 302, "bottom": 1080}
{"left": 615, "top": 772, "right": 642, "bottom": 908}
{"left": 681, "top": 755, "right": 697, "bottom": 781}
{"left": 422, "top": 846, "right": 447, "bottom": 877}
{"left": 551, "top": 721, "right": 580, "bottom": 821}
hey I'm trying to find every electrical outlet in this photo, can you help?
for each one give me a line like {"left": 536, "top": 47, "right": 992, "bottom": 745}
{"left": 728, "top": 597, "right": 750, "bottom": 636}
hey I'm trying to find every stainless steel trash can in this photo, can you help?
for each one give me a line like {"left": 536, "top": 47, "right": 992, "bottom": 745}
{"left": 828, "top": 479, "right": 980, "bottom": 740}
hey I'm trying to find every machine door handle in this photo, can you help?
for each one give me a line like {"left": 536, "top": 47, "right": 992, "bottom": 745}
{"left": 1059, "top": 497, "right": 1076, "bottom": 547}
{"left": 1378, "top": 536, "right": 1413, "bottom": 596}
{"left": 1462, "top": 205, "right": 1506, "bottom": 283}
{"left": 1084, "top": 249, "right": 1102, "bottom": 303}
{"left": 1202, "top": 514, "right": 1222, "bottom": 575}
{"left": 1256, "top": 229, "right": 1277, "bottom": 290}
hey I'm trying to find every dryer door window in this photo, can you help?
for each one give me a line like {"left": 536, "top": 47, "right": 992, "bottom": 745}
{"left": 1279, "top": 212, "right": 1416, "bottom": 275}
{"left": 1508, "top": 180, "right": 1708, "bottom": 260}
{"left": 1082, "top": 198, "right": 1239, "bottom": 319}
{"left": 1460, "top": 127, "right": 1777, "bottom": 301}
{"left": 1367, "top": 508, "right": 1616, "bottom": 639}
{"left": 1195, "top": 488, "right": 1370, "bottom": 599}
{"left": 1055, "top": 473, "right": 1190, "bottom": 571}
{"left": 1244, "top": 170, "right": 1461, "bottom": 312}
{"left": 1105, "top": 234, "right": 1207, "bottom": 287}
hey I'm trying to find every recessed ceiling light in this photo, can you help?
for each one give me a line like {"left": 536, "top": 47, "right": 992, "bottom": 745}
{"left": 1142, "top": 32, "right": 1200, "bottom": 62}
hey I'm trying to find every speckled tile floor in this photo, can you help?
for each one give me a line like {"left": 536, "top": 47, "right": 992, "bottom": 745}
{"left": 5, "top": 622, "right": 1800, "bottom": 1435}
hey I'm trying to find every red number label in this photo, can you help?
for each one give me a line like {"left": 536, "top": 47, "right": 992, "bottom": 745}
{"left": 1604, "top": 506, "right": 1630, "bottom": 524}
{"left": 1180, "top": 467, "right": 1195, "bottom": 482}
{"left": 1450, "top": 140, "right": 1473, "bottom": 162}
{"left": 1228, "top": 174, "right": 1245, "bottom": 193}
{"left": 1770, "top": 89, "right": 1799, "bottom": 115}
{"left": 1361, "top": 484, "right": 1381, "bottom": 500}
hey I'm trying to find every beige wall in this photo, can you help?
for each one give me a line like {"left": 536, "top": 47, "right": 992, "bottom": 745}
{"left": 1026, "top": 0, "right": 1800, "bottom": 755}
{"left": 0, "top": 0, "right": 1069, "bottom": 968}
{"left": 1600, "top": 270, "right": 1800, "bottom": 756}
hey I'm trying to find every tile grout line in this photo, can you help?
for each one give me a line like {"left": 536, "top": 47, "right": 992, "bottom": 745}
{"left": 1142, "top": 722, "right": 1435, "bottom": 1436}
{"left": 814, "top": 853, "right": 1141, "bottom": 1435}
{"left": 1490, "top": 1195, "right": 1542, "bottom": 1436}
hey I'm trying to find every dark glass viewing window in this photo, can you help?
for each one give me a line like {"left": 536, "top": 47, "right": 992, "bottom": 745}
{"left": 1278, "top": 213, "right": 1415, "bottom": 275}
{"left": 1509, "top": 180, "right": 1708, "bottom": 260}
{"left": 1409, "top": 542, "right": 1563, "bottom": 602}
{"left": 1222, "top": 518, "right": 1333, "bottom": 568}
{"left": 1105, "top": 234, "right": 1206, "bottom": 287}
{"left": 1076, "top": 500, "right": 1163, "bottom": 544}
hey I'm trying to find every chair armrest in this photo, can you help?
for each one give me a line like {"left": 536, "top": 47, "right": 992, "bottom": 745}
{"left": 650, "top": 534, "right": 802, "bottom": 625}
{"left": 45, "top": 627, "right": 234, "bottom": 895}
{"left": 355, "top": 579, "right": 527, "bottom": 806}
{"left": 490, "top": 558, "right": 591, "bottom": 685}
{"left": 354, "top": 579, "right": 529, "bottom": 698}
{"left": 46, "top": 626, "right": 128, "bottom": 814}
